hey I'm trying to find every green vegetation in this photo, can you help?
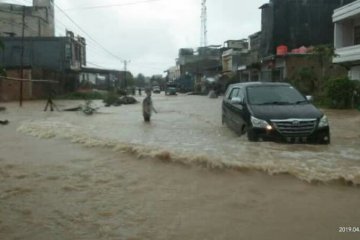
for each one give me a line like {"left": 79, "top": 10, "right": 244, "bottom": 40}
{"left": 311, "top": 44, "right": 337, "bottom": 93}
{"left": 134, "top": 73, "right": 146, "bottom": 87}
{"left": 58, "top": 91, "right": 106, "bottom": 100}
{"left": 288, "top": 45, "right": 360, "bottom": 109}
{"left": 103, "top": 92, "right": 121, "bottom": 106}
{"left": 291, "top": 67, "right": 317, "bottom": 95}
{"left": 325, "top": 77, "right": 358, "bottom": 109}
{"left": 57, "top": 89, "right": 138, "bottom": 107}
{"left": 289, "top": 45, "right": 336, "bottom": 98}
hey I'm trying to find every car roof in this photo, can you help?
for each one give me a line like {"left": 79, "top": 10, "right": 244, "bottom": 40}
{"left": 229, "top": 81, "right": 291, "bottom": 88}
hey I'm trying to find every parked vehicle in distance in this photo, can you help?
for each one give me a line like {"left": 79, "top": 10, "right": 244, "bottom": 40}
{"left": 165, "top": 84, "right": 177, "bottom": 95}
{"left": 152, "top": 86, "right": 161, "bottom": 93}
{"left": 222, "top": 82, "right": 330, "bottom": 144}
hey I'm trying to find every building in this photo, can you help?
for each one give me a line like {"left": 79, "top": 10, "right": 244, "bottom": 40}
{"left": 260, "top": 0, "right": 355, "bottom": 58}
{"left": 222, "top": 49, "right": 246, "bottom": 76}
{"left": 0, "top": 67, "right": 33, "bottom": 101}
{"left": 259, "top": 51, "right": 347, "bottom": 94}
{"left": 223, "top": 39, "right": 249, "bottom": 50}
{"left": 333, "top": 0, "right": 360, "bottom": 80}
{"left": 165, "top": 66, "right": 181, "bottom": 82}
{"left": 0, "top": 33, "right": 86, "bottom": 72}
{"left": 80, "top": 67, "right": 131, "bottom": 91}
{"left": 0, "top": 0, "right": 55, "bottom": 37}
{"left": 233, "top": 32, "right": 262, "bottom": 83}
{"left": 176, "top": 46, "right": 222, "bottom": 92}
{"left": 0, "top": 31, "right": 86, "bottom": 100}
{"left": 247, "top": 31, "right": 261, "bottom": 65}
{"left": 222, "top": 39, "right": 249, "bottom": 77}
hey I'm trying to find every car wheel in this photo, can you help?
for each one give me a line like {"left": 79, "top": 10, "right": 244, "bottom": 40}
{"left": 247, "top": 128, "right": 259, "bottom": 142}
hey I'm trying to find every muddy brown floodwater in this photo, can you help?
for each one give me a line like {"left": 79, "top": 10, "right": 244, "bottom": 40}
{"left": 1, "top": 94, "right": 360, "bottom": 240}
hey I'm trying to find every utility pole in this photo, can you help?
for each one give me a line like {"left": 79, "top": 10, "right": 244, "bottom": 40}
{"left": 20, "top": 6, "right": 25, "bottom": 106}
{"left": 200, "top": 0, "right": 207, "bottom": 47}
{"left": 123, "top": 60, "right": 130, "bottom": 89}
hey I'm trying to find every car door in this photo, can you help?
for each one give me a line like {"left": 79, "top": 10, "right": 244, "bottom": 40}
{"left": 222, "top": 87, "right": 234, "bottom": 126}
{"left": 224, "top": 87, "right": 240, "bottom": 130}
{"left": 234, "top": 87, "right": 248, "bottom": 133}
{"left": 229, "top": 87, "right": 246, "bottom": 133}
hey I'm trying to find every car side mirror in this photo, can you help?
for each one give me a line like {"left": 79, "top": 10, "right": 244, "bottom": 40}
{"left": 306, "top": 95, "right": 313, "bottom": 102}
{"left": 231, "top": 97, "right": 243, "bottom": 105}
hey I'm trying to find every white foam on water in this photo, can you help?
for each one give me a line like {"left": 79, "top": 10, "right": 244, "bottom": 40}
{"left": 17, "top": 120, "right": 360, "bottom": 185}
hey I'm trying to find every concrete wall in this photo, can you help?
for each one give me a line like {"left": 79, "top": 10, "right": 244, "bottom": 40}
{"left": 0, "top": 0, "right": 55, "bottom": 37}
{"left": 0, "top": 36, "right": 85, "bottom": 72}
{"left": 224, "top": 40, "right": 249, "bottom": 51}
{"left": 260, "top": 0, "right": 356, "bottom": 57}
{"left": 349, "top": 65, "right": 360, "bottom": 79}
{"left": 0, "top": 69, "right": 33, "bottom": 101}
{"left": 0, "top": 67, "right": 80, "bottom": 101}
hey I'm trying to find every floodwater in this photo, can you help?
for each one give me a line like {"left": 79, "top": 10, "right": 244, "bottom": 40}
{"left": 16, "top": 94, "right": 360, "bottom": 184}
{"left": 1, "top": 94, "right": 360, "bottom": 240}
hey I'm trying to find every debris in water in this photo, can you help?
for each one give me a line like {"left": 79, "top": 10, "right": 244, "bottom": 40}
{"left": 63, "top": 106, "right": 82, "bottom": 112}
{"left": 104, "top": 95, "right": 138, "bottom": 107}
{"left": 82, "top": 100, "right": 98, "bottom": 115}
{"left": 62, "top": 101, "right": 99, "bottom": 115}
{"left": 0, "top": 120, "right": 9, "bottom": 125}
{"left": 120, "top": 96, "right": 137, "bottom": 105}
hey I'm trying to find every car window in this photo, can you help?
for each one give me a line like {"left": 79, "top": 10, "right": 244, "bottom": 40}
{"left": 237, "top": 88, "right": 244, "bottom": 101}
{"left": 247, "top": 85, "right": 306, "bottom": 105}
{"left": 228, "top": 88, "right": 239, "bottom": 100}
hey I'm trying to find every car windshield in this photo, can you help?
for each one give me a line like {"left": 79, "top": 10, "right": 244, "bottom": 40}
{"left": 247, "top": 85, "right": 307, "bottom": 105}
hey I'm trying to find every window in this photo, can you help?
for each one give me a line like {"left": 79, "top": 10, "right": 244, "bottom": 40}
{"left": 237, "top": 88, "right": 244, "bottom": 101}
{"left": 354, "top": 26, "right": 360, "bottom": 45}
{"left": 229, "top": 88, "right": 239, "bottom": 99}
{"left": 247, "top": 85, "right": 306, "bottom": 105}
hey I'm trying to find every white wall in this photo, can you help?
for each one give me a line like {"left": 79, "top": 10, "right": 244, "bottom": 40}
{"left": 0, "top": 1, "right": 54, "bottom": 37}
{"left": 349, "top": 65, "right": 360, "bottom": 80}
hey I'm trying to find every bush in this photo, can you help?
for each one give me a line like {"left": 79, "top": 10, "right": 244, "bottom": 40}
{"left": 103, "top": 92, "right": 121, "bottom": 106}
{"left": 290, "top": 67, "right": 317, "bottom": 95}
{"left": 353, "top": 80, "right": 360, "bottom": 110}
{"left": 59, "top": 91, "right": 105, "bottom": 100}
{"left": 326, "top": 77, "right": 356, "bottom": 109}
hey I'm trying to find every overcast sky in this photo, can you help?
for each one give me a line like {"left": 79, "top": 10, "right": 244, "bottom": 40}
{"left": 5, "top": 0, "right": 268, "bottom": 76}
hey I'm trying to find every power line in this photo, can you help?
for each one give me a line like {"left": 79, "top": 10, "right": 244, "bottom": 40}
{"left": 54, "top": 2, "right": 125, "bottom": 62}
{"left": 54, "top": 4, "right": 165, "bottom": 72}
{"left": 2, "top": 0, "right": 168, "bottom": 73}
{"left": 87, "top": 61, "right": 107, "bottom": 68}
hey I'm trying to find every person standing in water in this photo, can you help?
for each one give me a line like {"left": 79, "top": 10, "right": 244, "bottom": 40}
{"left": 142, "top": 88, "right": 157, "bottom": 122}
{"left": 44, "top": 87, "right": 56, "bottom": 111}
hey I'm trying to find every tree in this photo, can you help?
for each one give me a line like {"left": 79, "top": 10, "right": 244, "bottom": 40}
{"left": 125, "top": 72, "right": 134, "bottom": 87}
{"left": 310, "top": 45, "right": 337, "bottom": 94}
{"left": 326, "top": 77, "right": 356, "bottom": 109}
{"left": 291, "top": 67, "right": 317, "bottom": 95}
{"left": 134, "top": 73, "right": 146, "bottom": 87}
{"left": 150, "top": 74, "right": 165, "bottom": 89}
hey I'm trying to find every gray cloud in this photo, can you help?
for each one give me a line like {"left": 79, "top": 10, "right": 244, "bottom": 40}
{"left": 3, "top": 0, "right": 268, "bottom": 75}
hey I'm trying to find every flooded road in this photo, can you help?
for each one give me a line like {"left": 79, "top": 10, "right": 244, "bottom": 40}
{"left": 1, "top": 94, "right": 360, "bottom": 240}
{"left": 16, "top": 94, "right": 360, "bottom": 183}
